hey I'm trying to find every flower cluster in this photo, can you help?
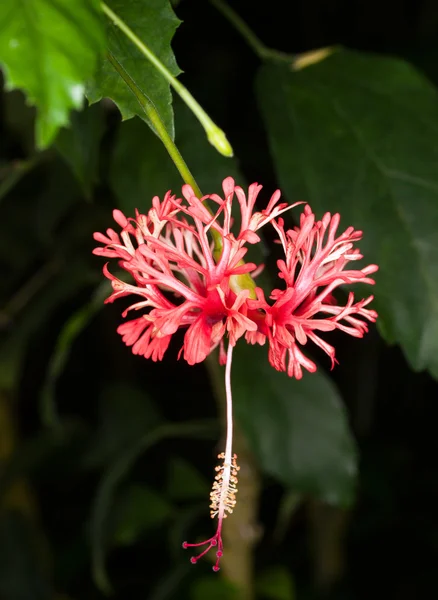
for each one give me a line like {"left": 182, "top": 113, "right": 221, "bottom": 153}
{"left": 93, "top": 177, "right": 377, "bottom": 379}
{"left": 93, "top": 177, "right": 378, "bottom": 570}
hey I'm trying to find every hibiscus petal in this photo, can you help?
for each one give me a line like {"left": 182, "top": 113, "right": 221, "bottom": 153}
{"left": 184, "top": 317, "right": 212, "bottom": 365}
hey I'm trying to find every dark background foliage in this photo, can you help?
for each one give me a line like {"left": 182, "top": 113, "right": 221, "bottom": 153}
{"left": 1, "top": 0, "right": 438, "bottom": 599}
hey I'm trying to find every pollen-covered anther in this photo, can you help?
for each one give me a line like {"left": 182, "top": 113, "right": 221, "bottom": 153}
{"left": 209, "top": 452, "right": 240, "bottom": 519}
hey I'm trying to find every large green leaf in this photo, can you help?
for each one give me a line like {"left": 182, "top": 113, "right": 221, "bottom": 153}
{"left": 83, "top": 382, "right": 162, "bottom": 469}
{"left": 90, "top": 419, "right": 217, "bottom": 594}
{"left": 257, "top": 50, "right": 438, "bottom": 378}
{"left": 0, "top": 0, "right": 105, "bottom": 149}
{"left": 233, "top": 343, "right": 357, "bottom": 506}
{"left": 112, "top": 484, "right": 174, "bottom": 546}
{"left": 110, "top": 100, "right": 243, "bottom": 214}
{"left": 166, "top": 456, "right": 209, "bottom": 501}
{"left": 87, "top": 0, "right": 181, "bottom": 138}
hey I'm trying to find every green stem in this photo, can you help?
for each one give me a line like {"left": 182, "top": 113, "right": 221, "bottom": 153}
{"left": 106, "top": 51, "right": 224, "bottom": 253}
{"left": 101, "top": 1, "right": 233, "bottom": 157}
{"left": 106, "top": 51, "right": 202, "bottom": 197}
{"left": 210, "top": 0, "right": 294, "bottom": 63}
{"left": 107, "top": 53, "right": 257, "bottom": 296}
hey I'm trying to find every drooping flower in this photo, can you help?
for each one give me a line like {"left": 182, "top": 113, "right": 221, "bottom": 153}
{"left": 93, "top": 177, "right": 378, "bottom": 572}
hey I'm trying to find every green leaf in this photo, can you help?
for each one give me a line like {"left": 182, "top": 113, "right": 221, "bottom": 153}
{"left": 0, "top": 0, "right": 105, "bottom": 149}
{"left": 55, "top": 103, "right": 105, "bottom": 197}
{"left": 34, "top": 157, "right": 82, "bottom": 244}
{"left": 110, "top": 100, "right": 243, "bottom": 214}
{"left": 233, "top": 343, "right": 357, "bottom": 506}
{"left": 190, "top": 576, "right": 240, "bottom": 600}
{"left": 83, "top": 381, "right": 162, "bottom": 469}
{"left": 257, "top": 50, "right": 438, "bottom": 378}
{"left": 90, "top": 419, "right": 217, "bottom": 595}
{"left": 272, "top": 490, "right": 302, "bottom": 544}
{"left": 0, "top": 263, "right": 96, "bottom": 391}
{"left": 112, "top": 484, "right": 173, "bottom": 546}
{"left": 166, "top": 457, "right": 209, "bottom": 501}
{"left": 40, "top": 281, "right": 110, "bottom": 429}
{"left": 147, "top": 563, "right": 192, "bottom": 600}
{"left": 0, "top": 422, "right": 86, "bottom": 497}
{"left": 256, "top": 566, "right": 295, "bottom": 600}
{"left": 87, "top": 0, "right": 181, "bottom": 138}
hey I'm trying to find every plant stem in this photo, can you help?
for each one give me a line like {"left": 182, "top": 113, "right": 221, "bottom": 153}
{"left": 106, "top": 52, "right": 201, "bottom": 196}
{"left": 206, "top": 354, "right": 260, "bottom": 600}
{"left": 106, "top": 51, "right": 226, "bottom": 254}
{"left": 107, "top": 51, "right": 259, "bottom": 297}
{"left": 224, "top": 344, "right": 234, "bottom": 465}
{"left": 221, "top": 423, "right": 260, "bottom": 600}
{"left": 209, "top": 0, "right": 294, "bottom": 64}
{"left": 101, "top": 1, "right": 233, "bottom": 157}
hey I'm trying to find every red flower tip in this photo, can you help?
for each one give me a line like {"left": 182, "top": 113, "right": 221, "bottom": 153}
{"left": 183, "top": 531, "right": 223, "bottom": 570}
{"left": 112, "top": 208, "right": 129, "bottom": 228}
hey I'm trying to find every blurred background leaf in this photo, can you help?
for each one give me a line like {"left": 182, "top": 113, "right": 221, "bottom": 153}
{"left": 256, "top": 566, "right": 295, "bottom": 600}
{"left": 258, "top": 50, "right": 438, "bottom": 379}
{"left": 83, "top": 382, "right": 162, "bottom": 469}
{"left": 233, "top": 343, "right": 357, "bottom": 506}
{"left": 166, "top": 457, "right": 209, "bottom": 501}
{"left": 39, "top": 281, "right": 112, "bottom": 429}
{"left": 189, "top": 575, "right": 240, "bottom": 600}
{"left": 55, "top": 104, "right": 105, "bottom": 199}
{"left": 90, "top": 418, "right": 217, "bottom": 594}
{"left": 0, "top": 264, "right": 96, "bottom": 391}
{"left": 0, "top": 511, "right": 52, "bottom": 600}
{"left": 111, "top": 483, "right": 174, "bottom": 546}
